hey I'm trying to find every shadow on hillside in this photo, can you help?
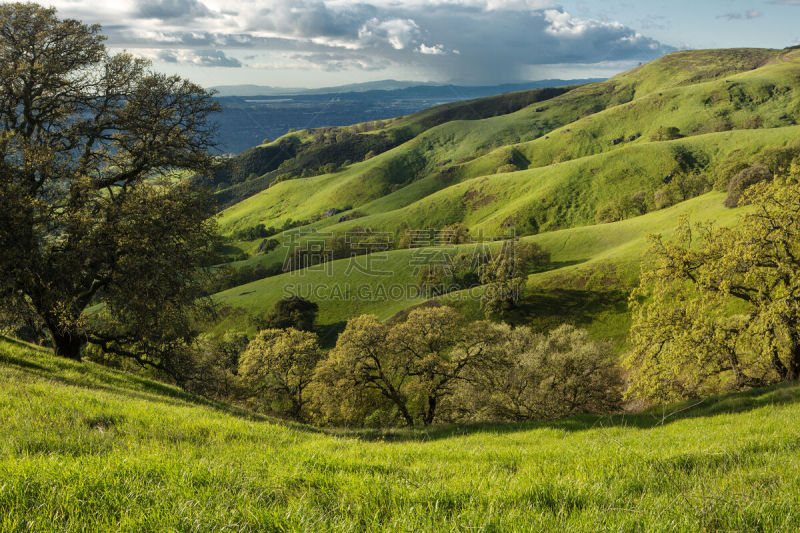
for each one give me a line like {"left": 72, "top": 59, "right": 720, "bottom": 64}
{"left": 330, "top": 382, "right": 800, "bottom": 443}
{"left": 505, "top": 288, "right": 630, "bottom": 331}
{"left": 530, "top": 260, "right": 585, "bottom": 274}
{"left": 316, "top": 321, "right": 347, "bottom": 349}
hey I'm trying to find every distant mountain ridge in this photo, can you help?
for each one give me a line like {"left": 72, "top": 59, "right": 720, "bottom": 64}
{"left": 209, "top": 79, "right": 604, "bottom": 153}
{"left": 209, "top": 79, "right": 603, "bottom": 98}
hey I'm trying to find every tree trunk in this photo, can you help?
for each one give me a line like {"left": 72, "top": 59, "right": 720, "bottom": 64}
{"left": 397, "top": 401, "right": 414, "bottom": 427}
{"left": 788, "top": 343, "right": 800, "bottom": 381}
{"left": 49, "top": 328, "right": 84, "bottom": 361}
{"left": 771, "top": 347, "right": 789, "bottom": 381}
{"left": 422, "top": 396, "right": 437, "bottom": 426}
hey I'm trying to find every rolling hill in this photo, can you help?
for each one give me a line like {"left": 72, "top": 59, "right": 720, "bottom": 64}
{"left": 206, "top": 47, "right": 800, "bottom": 344}
{"left": 5, "top": 46, "right": 800, "bottom": 532}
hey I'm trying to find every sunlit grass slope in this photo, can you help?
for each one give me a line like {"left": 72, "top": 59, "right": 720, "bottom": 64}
{"left": 216, "top": 48, "right": 800, "bottom": 241}
{"left": 212, "top": 192, "right": 738, "bottom": 347}
{"left": 3, "top": 337, "right": 800, "bottom": 531}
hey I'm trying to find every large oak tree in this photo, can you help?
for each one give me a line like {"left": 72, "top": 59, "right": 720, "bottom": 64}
{"left": 625, "top": 163, "right": 800, "bottom": 401}
{"left": 0, "top": 3, "right": 219, "bottom": 367}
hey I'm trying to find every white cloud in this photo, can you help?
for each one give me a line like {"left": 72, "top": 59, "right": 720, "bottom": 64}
{"left": 139, "top": 48, "right": 242, "bottom": 67}
{"left": 544, "top": 9, "right": 623, "bottom": 36}
{"left": 417, "top": 43, "right": 446, "bottom": 55}
{"left": 358, "top": 17, "right": 419, "bottom": 50}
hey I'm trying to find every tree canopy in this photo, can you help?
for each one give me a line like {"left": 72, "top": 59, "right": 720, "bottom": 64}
{"left": 0, "top": 3, "right": 219, "bottom": 369}
{"left": 311, "top": 307, "right": 507, "bottom": 426}
{"left": 625, "top": 161, "right": 800, "bottom": 401}
{"left": 238, "top": 328, "right": 322, "bottom": 421}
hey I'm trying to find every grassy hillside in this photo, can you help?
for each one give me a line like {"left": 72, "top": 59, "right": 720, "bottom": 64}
{"left": 203, "top": 48, "right": 800, "bottom": 341}
{"left": 215, "top": 48, "right": 800, "bottom": 240}
{"left": 211, "top": 192, "right": 739, "bottom": 347}
{"left": 3, "top": 336, "right": 800, "bottom": 530}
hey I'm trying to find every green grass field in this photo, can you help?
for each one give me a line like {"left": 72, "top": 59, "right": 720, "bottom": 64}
{"left": 3, "top": 336, "right": 800, "bottom": 531}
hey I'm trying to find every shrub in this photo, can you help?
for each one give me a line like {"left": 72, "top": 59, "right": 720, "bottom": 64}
{"left": 713, "top": 156, "right": 751, "bottom": 190}
{"left": 742, "top": 115, "right": 763, "bottom": 129}
{"left": 724, "top": 165, "right": 772, "bottom": 207}
{"left": 255, "top": 297, "right": 319, "bottom": 332}
{"left": 233, "top": 224, "right": 275, "bottom": 241}
{"left": 595, "top": 192, "right": 648, "bottom": 224}
{"left": 438, "top": 223, "right": 471, "bottom": 245}
{"left": 452, "top": 325, "right": 621, "bottom": 421}
{"left": 653, "top": 187, "right": 674, "bottom": 210}
{"left": 710, "top": 120, "right": 733, "bottom": 133}
{"left": 256, "top": 238, "right": 280, "bottom": 254}
{"left": 758, "top": 145, "right": 800, "bottom": 175}
{"left": 495, "top": 163, "right": 517, "bottom": 174}
{"left": 650, "top": 126, "right": 682, "bottom": 141}
{"left": 631, "top": 191, "right": 648, "bottom": 215}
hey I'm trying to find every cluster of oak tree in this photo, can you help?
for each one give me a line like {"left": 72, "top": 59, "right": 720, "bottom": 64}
{"left": 193, "top": 301, "right": 620, "bottom": 426}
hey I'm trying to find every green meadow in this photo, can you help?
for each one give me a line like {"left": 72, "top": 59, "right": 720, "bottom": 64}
{"left": 3, "top": 337, "right": 800, "bottom": 531}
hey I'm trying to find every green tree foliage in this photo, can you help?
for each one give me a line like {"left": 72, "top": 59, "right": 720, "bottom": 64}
{"left": 417, "top": 253, "right": 482, "bottom": 297}
{"left": 650, "top": 126, "right": 682, "bottom": 141}
{"left": 255, "top": 297, "right": 319, "bottom": 332}
{"left": 387, "top": 308, "right": 505, "bottom": 425}
{"left": 0, "top": 4, "right": 218, "bottom": 368}
{"left": 626, "top": 165, "right": 800, "bottom": 402}
{"left": 452, "top": 325, "right": 621, "bottom": 421}
{"left": 185, "top": 332, "right": 250, "bottom": 400}
{"left": 724, "top": 165, "right": 772, "bottom": 207}
{"left": 310, "top": 314, "right": 400, "bottom": 426}
{"left": 232, "top": 223, "right": 275, "bottom": 241}
{"left": 438, "top": 223, "right": 471, "bottom": 245}
{"left": 595, "top": 191, "right": 649, "bottom": 223}
{"left": 311, "top": 308, "right": 506, "bottom": 426}
{"left": 311, "top": 309, "right": 618, "bottom": 426}
{"left": 238, "top": 328, "right": 321, "bottom": 420}
{"left": 480, "top": 241, "right": 550, "bottom": 316}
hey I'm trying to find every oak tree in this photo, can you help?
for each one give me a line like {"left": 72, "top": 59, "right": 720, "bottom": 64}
{"left": 238, "top": 328, "right": 321, "bottom": 421}
{"left": 311, "top": 307, "right": 505, "bottom": 426}
{"left": 0, "top": 4, "right": 219, "bottom": 367}
{"left": 626, "top": 164, "right": 800, "bottom": 401}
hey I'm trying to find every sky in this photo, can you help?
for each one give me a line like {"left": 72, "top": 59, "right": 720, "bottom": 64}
{"left": 19, "top": 0, "right": 800, "bottom": 88}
